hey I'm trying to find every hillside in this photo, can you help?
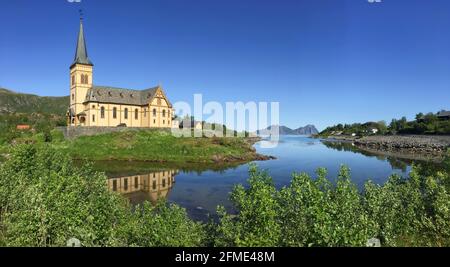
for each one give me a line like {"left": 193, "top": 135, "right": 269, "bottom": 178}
{"left": 0, "top": 88, "right": 69, "bottom": 115}
{"left": 258, "top": 125, "right": 319, "bottom": 136}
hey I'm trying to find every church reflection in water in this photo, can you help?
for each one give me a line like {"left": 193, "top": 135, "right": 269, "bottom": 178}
{"left": 107, "top": 170, "right": 177, "bottom": 205}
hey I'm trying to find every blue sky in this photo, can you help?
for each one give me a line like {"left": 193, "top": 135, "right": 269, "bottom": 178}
{"left": 1, "top": 0, "right": 449, "bottom": 130}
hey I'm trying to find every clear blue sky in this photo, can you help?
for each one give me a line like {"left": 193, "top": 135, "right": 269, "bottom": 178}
{"left": 1, "top": 0, "right": 449, "bottom": 130}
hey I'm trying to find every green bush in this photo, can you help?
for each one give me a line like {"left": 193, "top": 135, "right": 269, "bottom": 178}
{"left": 213, "top": 164, "right": 450, "bottom": 247}
{"left": 0, "top": 145, "right": 206, "bottom": 247}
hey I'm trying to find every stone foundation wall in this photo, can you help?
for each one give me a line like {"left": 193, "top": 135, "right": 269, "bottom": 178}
{"left": 56, "top": 126, "right": 171, "bottom": 140}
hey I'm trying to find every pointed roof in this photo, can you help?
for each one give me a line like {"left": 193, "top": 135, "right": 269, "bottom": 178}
{"left": 71, "top": 19, "right": 93, "bottom": 68}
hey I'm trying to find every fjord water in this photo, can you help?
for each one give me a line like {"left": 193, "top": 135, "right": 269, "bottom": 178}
{"left": 104, "top": 136, "right": 416, "bottom": 221}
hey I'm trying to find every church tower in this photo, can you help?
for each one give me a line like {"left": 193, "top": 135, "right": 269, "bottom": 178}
{"left": 69, "top": 17, "right": 93, "bottom": 126}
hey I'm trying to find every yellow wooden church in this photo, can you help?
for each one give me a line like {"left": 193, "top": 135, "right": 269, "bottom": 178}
{"left": 67, "top": 18, "right": 174, "bottom": 128}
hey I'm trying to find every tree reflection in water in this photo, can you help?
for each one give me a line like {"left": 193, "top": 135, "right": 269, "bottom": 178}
{"left": 321, "top": 140, "right": 422, "bottom": 172}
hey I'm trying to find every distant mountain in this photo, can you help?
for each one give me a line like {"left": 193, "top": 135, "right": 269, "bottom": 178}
{"left": 258, "top": 125, "right": 319, "bottom": 136}
{"left": 0, "top": 88, "right": 69, "bottom": 115}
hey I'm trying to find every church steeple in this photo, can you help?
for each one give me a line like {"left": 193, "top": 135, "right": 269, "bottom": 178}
{"left": 71, "top": 18, "right": 93, "bottom": 68}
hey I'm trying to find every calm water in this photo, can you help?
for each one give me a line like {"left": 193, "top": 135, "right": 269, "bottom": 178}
{"left": 101, "top": 136, "right": 420, "bottom": 221}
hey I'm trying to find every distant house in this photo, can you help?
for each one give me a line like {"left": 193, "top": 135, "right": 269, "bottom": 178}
{"left": 351, "top": 133, "right": 357, "bottom": 137}
{"left": 370, "top": 128, "right": 379, "bottom": 134}
{"left": 437, "top": 110, "right": 450, "bottom": 120}
{"left": 16, "top": 125, "right": 31, "bottom": 131}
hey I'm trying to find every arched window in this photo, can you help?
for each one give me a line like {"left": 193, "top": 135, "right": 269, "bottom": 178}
{"left": 144, "top": 108, "right": 147, "bottom": 117}
{"left": 71, "top": 75, "right": 75, "bottom": 85}
{"left": 81, "top": 74, "right": 85, "bottom": 84}
{"left": 72, "top": 94, "right": 74, "bottom": 101}
{"left": 124, "top": 108, "right": 128, "bottom": 119}
{"left": 85, "top": 75, "right": 89, "bottom": 84}
{"left": 113, "top": 107, "right": 117, "bottom": 119}
{"left": 153, "top": 109, "right": 157, "bottom": 117}
{"left": 162, "top": 110, "right": 166, "bottom": 117}
{"left": 135, "top": 109, "right": 139, "bottom": 120}
{"left": 101, "top": 107, "right": 105, "bottom": 119}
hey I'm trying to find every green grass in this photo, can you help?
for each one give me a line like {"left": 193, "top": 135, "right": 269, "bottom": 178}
{"left": 57, "top": 130, "right": 261, "bottom": 163}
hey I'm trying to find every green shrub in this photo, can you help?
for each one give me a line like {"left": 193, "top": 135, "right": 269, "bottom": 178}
{"left": 214, "top": 164, "right": 450, "bottom": 247}
{"left": 0, "top": 145, "right": 206, "bottom": 247}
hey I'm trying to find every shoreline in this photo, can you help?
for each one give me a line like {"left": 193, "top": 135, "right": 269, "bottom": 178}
{"left": 320, "top": 135, "right": 450, "bottom": 161}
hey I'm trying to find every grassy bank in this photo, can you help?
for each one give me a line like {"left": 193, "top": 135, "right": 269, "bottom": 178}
{"left": 49, "top": 129, "right": 270, "bottom": 164}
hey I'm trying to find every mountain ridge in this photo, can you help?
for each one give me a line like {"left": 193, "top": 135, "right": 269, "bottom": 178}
{"left": 0, "top": 88, "right": 69, "bottom": 115}
{"left": 258, "top": 125, "right": 319, "bottom": 136}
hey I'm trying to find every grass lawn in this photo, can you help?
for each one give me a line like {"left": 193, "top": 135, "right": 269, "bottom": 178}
{"left": 55, "top": 130, "right": 264, "bottom": 164}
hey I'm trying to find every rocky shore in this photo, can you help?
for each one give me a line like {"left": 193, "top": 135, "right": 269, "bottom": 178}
{"left": 355, "top": 135, "right": 450, "bottom": 154}
{"left": 325, "top": 135, "right": 450, "bottom": 158}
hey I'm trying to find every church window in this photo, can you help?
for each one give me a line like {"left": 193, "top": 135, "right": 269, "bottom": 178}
{"left": 72, "top": 94, "right": 74, "bottom": 101}
{"left": 113, "top": 107, "right": 117, "bottom": 119}
{"left": 92, "top": 115, "right": 95, "bottom": 122}
{"left": 124, "top": 108, "right": 128, "bottom": 119}
{"left": 144, "top": 108, "right": 147, "bottom": 117}
{"left": 85, "top": 75, "right": 89, "bottom": 84}
{"left": 81, "top": 74, "right": 85, "bottom": 84}
{"left": 124, "top": 179, "right": 128, "bottom": 191}
{"left": 101, "top": 107, "right": 105, "bottom": 119}
{"left": 153, "top": 120, "right": 156, "bottom": 124}
{"left": 135, "top": 109, "right": 139, "bottom": 120}
{"left": 162, "top": 179, "right": 166, "bottom": 188}
{"left": 71, "top": 75, "right": 75, "bottom": 85}
{"left": 152, "top": 181, "right": 157, "bottom": 190}
{"left": 135, "top": 177, "right": 139, "bottom": 189}
{"left": 112, "top": 180, "right": 117, "bottom": 191}
{"left": 162, "top": 110, "right": 166, "bottom": 117}
{"left": 163, "top": 120, "right": 165, "bottom": 125}
{"left": 153, "top": 109, "right": 157, "bottom": 117}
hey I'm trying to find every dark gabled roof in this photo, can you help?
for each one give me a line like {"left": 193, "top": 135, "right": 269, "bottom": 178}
{"left": 84, "top": 85, "right": 172, "bottom": 107}
{"left": 71, "top": 19, "right": 93, "bottom": 68}
{"left": 437, "top": 110, "right": 450, "bottom": 117}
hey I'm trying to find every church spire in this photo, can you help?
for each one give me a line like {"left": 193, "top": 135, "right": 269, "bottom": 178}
{"left": 71, "top": 17, "right": 93, "bottom": 68}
